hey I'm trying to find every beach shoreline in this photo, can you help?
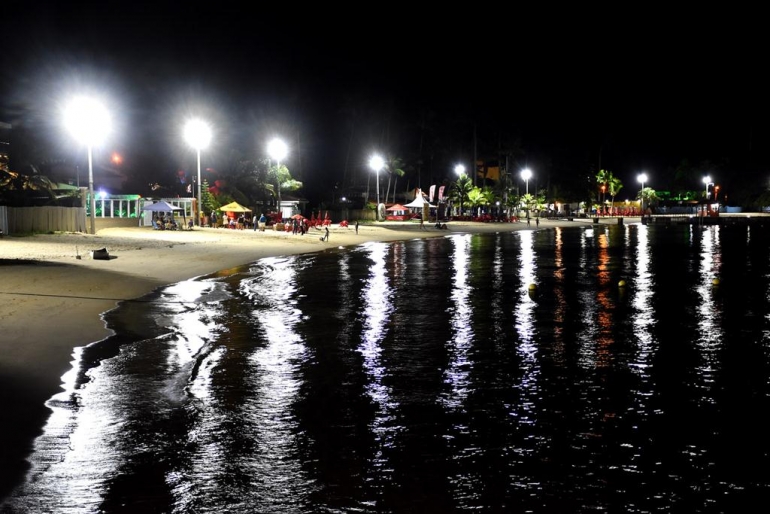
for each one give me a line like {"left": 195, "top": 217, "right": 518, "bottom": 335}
{"left": 0, "top": 217, "right": 610, "bottom": 500}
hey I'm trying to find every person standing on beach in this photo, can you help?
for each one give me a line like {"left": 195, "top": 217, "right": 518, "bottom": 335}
{"left": 324, "top": 226, "right": 330, "bottom": 241}
{"left": 355, "top": 220, "right": 359, "bottom": 234}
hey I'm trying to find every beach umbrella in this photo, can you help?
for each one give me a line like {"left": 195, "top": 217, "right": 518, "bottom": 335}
{"left": 218, "top": 201, "right": 251, "bottom": 212}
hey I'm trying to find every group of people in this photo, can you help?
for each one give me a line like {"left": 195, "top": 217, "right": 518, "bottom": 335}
{"left": 152, "top": 214, "right": 192, "bottom": 231}
{"left": 205, "top": 211, "right": 269, "bottom": 230}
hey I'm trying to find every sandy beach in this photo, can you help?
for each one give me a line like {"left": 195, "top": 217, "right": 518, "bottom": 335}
{"left": 0, "top": 217, "right": 597, "bottom": 498}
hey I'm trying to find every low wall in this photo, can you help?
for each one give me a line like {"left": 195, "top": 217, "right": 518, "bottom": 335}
{"left": 2, "top": 206, "right": 87, "bottom": 234}
{"left": 95, "top": 218, "right": 141, "bottom": 231}
{"left": 0, "top": 206, "right": 146, "bottom": 234}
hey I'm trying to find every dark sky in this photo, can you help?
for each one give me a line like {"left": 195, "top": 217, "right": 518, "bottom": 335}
{"left": 3, "top": 3, "right": 769, "bottom": 203}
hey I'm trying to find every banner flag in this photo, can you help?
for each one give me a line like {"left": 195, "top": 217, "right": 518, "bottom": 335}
{"left": 429, "top": 185, "right": 436, "bottom": 202}
{"left": 438, "top": 185, "right": 445, "bottom": 201}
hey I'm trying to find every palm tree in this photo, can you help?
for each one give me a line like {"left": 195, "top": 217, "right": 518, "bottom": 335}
{"left": 467, "top": 187, "right": 488, "bottom": 217}
{"left": 521, "top": 192, "right": 535, "bottom": 218}
{"left": 608, "top": 176, "right": 623, "bottom": 215}
{"left": 481, "top": 186, "right": 496, "bottom": 216}
{"left": 450, "top": 174, "right": 473, "bottom": 217}
{"left": 383, "top": 156, "right": 405, "bottom": 204}
{"left": 639, "top": 187, "right": 659, "bottom": 212}
{"left": 596, "top": 169, "right": 610, "bottom": 208}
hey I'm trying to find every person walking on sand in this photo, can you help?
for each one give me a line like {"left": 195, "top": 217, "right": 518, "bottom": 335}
{"left": 536, "top": 217, "right": 540, "bottom": 227}
{"left": 324, "top": 226, "right": 330, "bottom": 241}
{"left": 355, "top": 220, "right": 359, "bottom": 234}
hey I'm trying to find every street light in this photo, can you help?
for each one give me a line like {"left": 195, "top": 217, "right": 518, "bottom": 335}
{"left": 64, "top": 96, "right": 111, "bottom": 235}
{"left": 703, "top": 175, "right": 714, "bottom": 216}
{"left": 267, "top": 137, "right": 288, "bottom": 221}
{"left": 184, "top": 119, "right": 212, "bottom": 226}
{"left": 521, "top": 168, "right": 532, "bottom": 194}
{"left": 637, "top": 173, "right": 648, "bottom": 215}
{"left": 369, "top": 154, "right": 384, "bottom": 221}
{"left": 454, "top": 164, "right": 466, "bottom": 176}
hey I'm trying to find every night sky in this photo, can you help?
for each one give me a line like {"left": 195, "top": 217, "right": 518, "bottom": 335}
{"left": 3, "top": 3, "right": 769, "bottom": 205}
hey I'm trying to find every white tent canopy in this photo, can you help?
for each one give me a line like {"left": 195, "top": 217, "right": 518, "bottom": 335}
{"left": 404, "top": 195, "right": 435, "bottom": 209}
{"left": 141, "top": 200, "right": 183, "bottom": 212}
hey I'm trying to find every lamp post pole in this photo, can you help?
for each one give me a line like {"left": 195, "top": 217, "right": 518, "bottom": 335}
{"left": 87, "top": 145, "right": 96, "bottom": 235}
{"left": 268, "top": 138, "right": 288, "bottom": 222}
{"left": 184, "top": 119, "right": 212, "bottom": 226}
{"left": 521, "top": 168, "right": 532, "bottom": 219}
{"left": 369, "top": 155, "right": 384, "bottom": 221}
{"left": 521, "top": 168, "right": 532, "bottom": 194}
{"left": 454, "top": 164, "right": 465, "bottom": 217}
{"left": 64, "top": 96, "right": 111, "bottom": 235}
{"left": 196, "top": 147, "right": 202, "bottom": 226}
{"left": 703, "top": 175, "right": 713, "bottom": 217}
{"left": 637, "top": 173, "right": 647, "bottom": 217}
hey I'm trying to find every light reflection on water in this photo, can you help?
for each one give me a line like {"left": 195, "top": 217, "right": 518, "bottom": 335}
{"left": 5, "top": 224, "right": 770, "bottom": 513}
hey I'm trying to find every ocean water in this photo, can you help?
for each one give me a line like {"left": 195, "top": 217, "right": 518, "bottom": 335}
{"left": 3, "top": 223, "right": 770, "bottom": 513}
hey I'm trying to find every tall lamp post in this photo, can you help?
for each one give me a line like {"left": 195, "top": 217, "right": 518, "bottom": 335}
{"left": 184, "top": 119, "right": 212, "bottom": 226}
{"left": 521, "top": 168, "right": 532, "bottom": 194}
{"left": 267, "top": 138, "right": 288, "bottom": 221}
{"left": 521, "top": 168, "right": 533, "bottom": 219}
{"left": 64, "top": 97, "right": 111, "bottom": 235}
{"left": 369, "top": 155, "right": 384, "bottom": 221}
{"left": 637, "top": 173, "right": 648, "bottom": 216}
{"left": 703, "top": 175, "right": 714, "bottom": 216}
{"left": 454, "top": 164, "right": 466, "bottom": 217}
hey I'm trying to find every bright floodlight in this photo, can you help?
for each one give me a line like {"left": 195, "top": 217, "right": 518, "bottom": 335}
{"left": 64, "top": 96, "right": 111, "bottom": 235}
{"left": 703, "top": 175, "right": 712, "bottom": 185}
{"left": 184, "top": 118, "right": 212, "bottom": 226}
{"left": 521, "top": 168, "right": 532, "bottom": 181}
{"left": 267, "top": 138, "right": 288, "bottom": 162}
{"left": 455, "top": 164, "right": 466, "bottom": 176}
{"left": 637, "top": 173, "right": 648, "bottom": 184}
{"left": 369, "top": 154, "right": 384, "bottom": 221}
{"left": 184, "top": 119, "right": 212, "bottom": 150}
{"left": 369, "top": 155, "right": 384, "bottom": 172}
{"left": 64, "top": 96, "right": 111, "bottom": 146}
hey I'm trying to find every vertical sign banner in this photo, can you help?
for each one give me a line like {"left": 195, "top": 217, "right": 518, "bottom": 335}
{"left": 429, "top": 185, "right": 436, "bottom": 202}
{"left": 438, "top": 185, "right": 445, "bottom": 201}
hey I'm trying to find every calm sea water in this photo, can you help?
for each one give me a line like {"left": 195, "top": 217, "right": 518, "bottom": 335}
{"left": 3, "top": 223, "right": 770, "bottom": 513}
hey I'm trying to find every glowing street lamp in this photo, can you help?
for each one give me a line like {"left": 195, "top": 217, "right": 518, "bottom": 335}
{"left": 184, "top": 119, "right": 212, "bottom": 226}
{"left": 637, "top": 173, "right": 648, "bottom": 214}
{"left": 454, "top": 164, "right": 466, "bottom": 176}
{"left": 267, "top": 137, "right": 288, "bottom": 221}
{"left": 64, "top": 96, "right": 111, "bottom": 235}
{"left": 521, "top": 168, "right": 532, "bottom": 194}
{"left": 369, "top": 154, "right": 384, "bottom": 221}
{"left": 703, "top": 175, "right": 714, "bottom": 216}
